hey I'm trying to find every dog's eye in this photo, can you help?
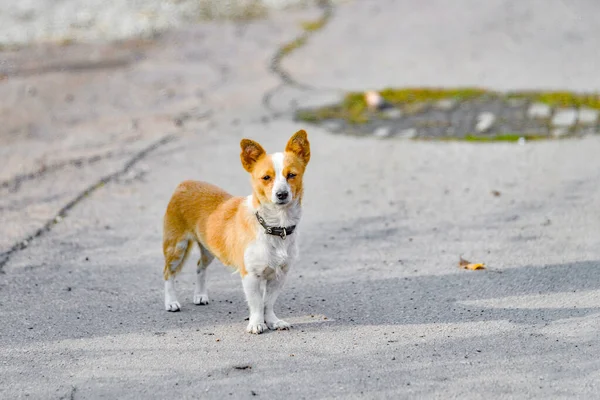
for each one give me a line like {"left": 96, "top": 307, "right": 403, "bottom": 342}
{"left": 286, "top": 173, "right": 296, "bottom": 179}
{"left": 262, "top": 175, "right": 271, "bottom": 181}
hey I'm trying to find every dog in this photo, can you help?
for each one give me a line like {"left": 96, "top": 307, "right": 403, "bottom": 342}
{"left": 162, "top": 130, "right": 310, "bottom": 334}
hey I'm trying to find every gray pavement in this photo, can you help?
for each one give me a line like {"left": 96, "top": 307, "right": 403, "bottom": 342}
{"left": 2, "top": 1, "right": 600, "bottom": 399}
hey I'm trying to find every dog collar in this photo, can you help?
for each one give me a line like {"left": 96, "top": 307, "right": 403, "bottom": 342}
{"left": 255, "top": 212, "right": 296, "bottom": 240}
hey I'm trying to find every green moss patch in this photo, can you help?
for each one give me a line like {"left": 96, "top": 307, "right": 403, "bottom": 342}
{"left": 463, "top": 133, "right": 547, "bottom": 142}
{"left": 294, "top": 87, "right": 600, "bottom": 141}
{"left": 281, "top": 37, "right": 307, "bottom": 55}
{"left": 277, "top": 6, "right": 331, "bottom": 59}
{"left": 198, "top": 1, "right": 268, "bottom": 21}
{"left": 297, "top": 87, "right": 492, "bottom": 125}
{"left": 301, "top": 19, "right": 327, "bottom": 32}
{"left": 507, "top": 91, "right": 600, "bottom": 110}
{"left": 296, "top": 87, "right": 600, "bottom": 126}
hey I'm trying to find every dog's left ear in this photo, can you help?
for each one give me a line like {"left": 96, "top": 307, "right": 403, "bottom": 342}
{"left": 285, "top": 129, "right": 310, "bottom": 165}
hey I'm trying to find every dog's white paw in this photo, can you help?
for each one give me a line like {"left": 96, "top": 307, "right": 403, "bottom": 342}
{"left": 165, "top": 301, "right": 181, "bottom": 312}
{"left": 193, "top": 293, "right": 209, "bottom": 305}
{"left": 246, "top": 321, "right": 267, "bottom": 334}
{"left": 266, "top": 319, "right": 291, "bottom": 331}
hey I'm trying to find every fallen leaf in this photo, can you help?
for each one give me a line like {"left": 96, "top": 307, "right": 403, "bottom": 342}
{"left": 465, "top": 263, "right": 486, "bottom": 270}
{"left": 459, "top": 257, "right": 486, "bottom": 270}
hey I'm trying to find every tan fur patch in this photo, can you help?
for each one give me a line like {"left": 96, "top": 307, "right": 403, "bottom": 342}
{"left": 163, "top": 181, "right": 256, "bottom": 277}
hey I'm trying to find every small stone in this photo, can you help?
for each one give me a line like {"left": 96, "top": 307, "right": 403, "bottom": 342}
{"left": 404, "top": 102, "right": 428, "bottom": 114}
{"left": 382, "top": 108, "right": 402, "bottom": 119}
{"left": 508, "top": 98, "right": 527, "bottom": 107}
{"left": 527, "top": 103, "right": 551, "bottom": 119}
{"left": 365, "top": 91, "right": 384, "bottom": 110}
{"left": 373, "top": 127, "right": 391, "bottom": 138}
{"left": 542, "top": 218, "right": 552, "bottom": 226}
{"left": 434, "top": 99, "right": 456, "bottom": 111}
{"left": 578, "top": 108, "right": 599, "bottom": 125}
{"left": 551, "top": 109, "right": 577, "bottom": 127}
{"left": 552, "top": 128, "right": 569, "bottom": 137}
{"left": 397, "top": 128, "right": 417, "bottom": 139}
{"left": 475, "top": 112, "right": 496, "bottom": 133}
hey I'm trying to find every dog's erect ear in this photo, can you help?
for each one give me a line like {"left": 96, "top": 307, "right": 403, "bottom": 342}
{"left": 240, "top": 139, "right": 266, "bottom": 172}
{"left": 285, "top": 129, "right": 310, "bottom": 165}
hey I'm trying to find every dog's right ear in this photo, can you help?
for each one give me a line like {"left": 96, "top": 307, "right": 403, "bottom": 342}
{"left": 240, "top": 139, "right": 266, "bottom": 172}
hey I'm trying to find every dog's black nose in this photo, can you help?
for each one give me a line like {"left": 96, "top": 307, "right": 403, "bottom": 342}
{"left": 276, "top": 191, "right": 289, "bottom": 201}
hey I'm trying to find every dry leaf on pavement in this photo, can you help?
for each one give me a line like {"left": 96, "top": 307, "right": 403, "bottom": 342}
{"left": 459, "top": 257, "right": 486, "bottom": 270}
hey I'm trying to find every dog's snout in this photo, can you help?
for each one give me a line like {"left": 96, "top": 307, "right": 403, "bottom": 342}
{"left": 276, "top": 190, "right": 289, "bottom": 201}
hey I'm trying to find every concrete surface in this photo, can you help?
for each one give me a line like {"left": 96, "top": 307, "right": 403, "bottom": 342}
{"left": 284, "top": 0, "right": 600, "bottom": 92}
{"left": 1, "top": 1, "right": 600, "bottom": 399}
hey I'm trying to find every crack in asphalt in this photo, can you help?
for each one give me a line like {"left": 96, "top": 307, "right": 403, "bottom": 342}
{"left": 262, "top": 0, "right": 334, "bottom": 114}
{"left": 0, "top": 134, "right": 176, "bottom": 272}
{"left": 0, "top": 150, "right": 122, "bottom": 194}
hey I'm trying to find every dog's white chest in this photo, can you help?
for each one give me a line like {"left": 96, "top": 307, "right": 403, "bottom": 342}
{"left": 245, "top": 233, "right": 298, "bottom": 279}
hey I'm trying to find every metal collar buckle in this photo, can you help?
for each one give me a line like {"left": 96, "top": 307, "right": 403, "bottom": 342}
{"left": 255, "top": 212, "right": 296, "bottom": 240}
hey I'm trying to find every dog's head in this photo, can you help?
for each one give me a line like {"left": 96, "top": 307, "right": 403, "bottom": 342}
{"left": 240, "top": 130, "right": 310, "bottom": 207}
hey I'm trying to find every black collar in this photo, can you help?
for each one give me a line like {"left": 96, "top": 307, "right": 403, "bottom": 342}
{"left": 255, "top": 212, "right": 296, "bottom": 240}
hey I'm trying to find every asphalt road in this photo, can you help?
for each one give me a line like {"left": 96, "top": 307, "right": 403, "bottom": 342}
{"left": 1, "top": 1, "right": 600, "bottom": 398}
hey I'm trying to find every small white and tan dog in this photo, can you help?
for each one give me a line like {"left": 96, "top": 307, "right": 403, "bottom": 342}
{"left": 162, "top": 130, "right": 310, "bottom": 334}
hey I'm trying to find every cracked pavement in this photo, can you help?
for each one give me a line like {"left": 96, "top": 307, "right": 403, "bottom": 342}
{"left": 2, "top": 1, "right": 600, "bottom": 399}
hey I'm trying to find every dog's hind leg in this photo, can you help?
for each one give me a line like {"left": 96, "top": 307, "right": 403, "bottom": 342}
{"left": 163, "top": 235, "right": 192, "bottom": 312}
{"left": 193, "top": 243, "right": 214, "bottom": 305}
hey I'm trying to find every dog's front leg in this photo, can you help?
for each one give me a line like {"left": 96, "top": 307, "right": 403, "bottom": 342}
{"left": 264, "top": 271, "right": 290, "bottom": 330}
{"left": 242, "top": 273, "right": 267, "bottom": 334}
